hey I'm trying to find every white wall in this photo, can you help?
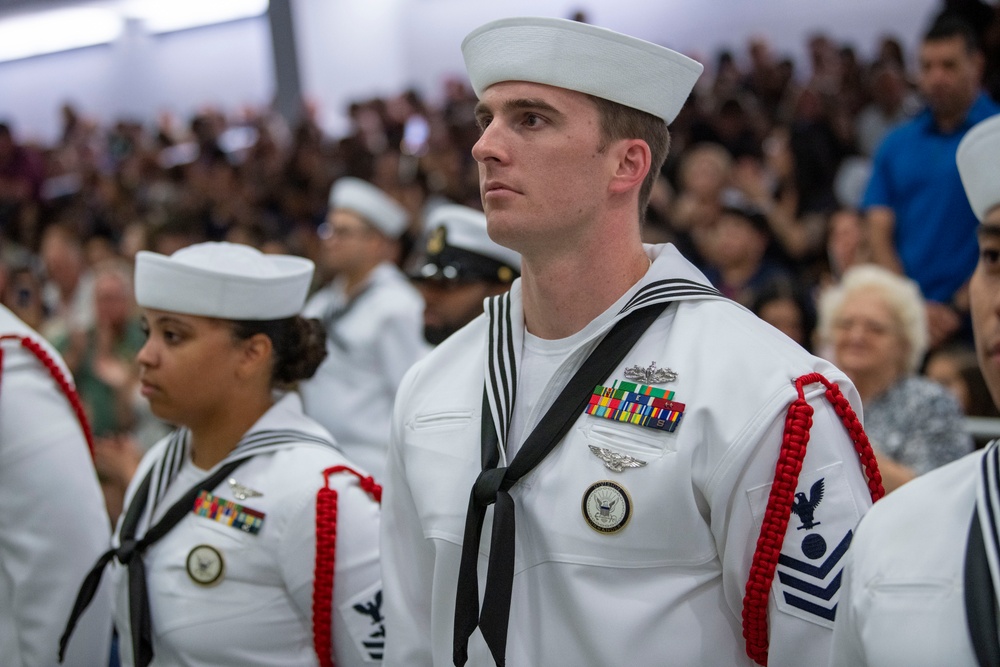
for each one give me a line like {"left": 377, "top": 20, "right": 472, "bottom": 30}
{"left": 395, "top": 0, "right": 943, "bottom": 105}
{"left": 0, "top": 0, "right": 946, "bottom": 144}
{"left": 0, "top": 16, "right": 273, "bottom": 144}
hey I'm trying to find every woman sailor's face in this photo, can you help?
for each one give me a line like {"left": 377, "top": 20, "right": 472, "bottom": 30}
{"left": 136, "top": 309, "right": 247, "bottom": 427}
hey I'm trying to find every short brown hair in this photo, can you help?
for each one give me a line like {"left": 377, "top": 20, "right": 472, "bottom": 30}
{"left": 588, "top": 95, "right": 671, "bottom": 217}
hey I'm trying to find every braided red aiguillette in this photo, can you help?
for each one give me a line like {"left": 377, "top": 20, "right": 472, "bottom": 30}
{"left": 313, "top": 465, "right": 382, "bottom": 667}
{"left": 742, "top": 373, "right": 884, "bottom": 665}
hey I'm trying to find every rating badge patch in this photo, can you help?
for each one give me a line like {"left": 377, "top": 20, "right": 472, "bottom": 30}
{"left": 746, "top": 461, "right": 861, "bottom": 628}
{"left": 341, "top": 582, "right": 385, "bottom": 663}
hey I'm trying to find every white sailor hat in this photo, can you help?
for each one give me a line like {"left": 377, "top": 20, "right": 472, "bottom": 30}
{"left": 461, "top": 16, "right": 703, "bottom": 124}
{"left": 413, "top": 204, "right": 521, "bottom": 284}
{"left": 135, "top": 242, "right": 314, "bottom": 320}
{"left": 957, "top": 114, "right": 1000, "bottom": 222}
{"left": 328, "top": 177, "right": 408, "bottom": 238}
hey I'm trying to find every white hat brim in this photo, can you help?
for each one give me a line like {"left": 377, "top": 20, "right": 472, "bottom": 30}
{"left": 462, "top": 17, "right": 702, "bottom": 124}
{"left": 135, "top": 247, "right": 314, "bottom": 320}
{"left": 958, "top": 115, "right": 1000, "bottom": 222}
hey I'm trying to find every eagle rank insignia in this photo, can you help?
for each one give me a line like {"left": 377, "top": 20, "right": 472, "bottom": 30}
{"left": 589, "top": 445, "right": 647, "bottom": 472}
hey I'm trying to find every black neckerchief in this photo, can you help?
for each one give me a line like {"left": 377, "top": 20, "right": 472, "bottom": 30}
{"left": 454, "top": 277, "right": 724, "bottom": 666}
{"left": 59, "top": 428, "right": 336, "bottom": 666}
{"left": 966, "top": 440, "right": 1000, "bottom": 667}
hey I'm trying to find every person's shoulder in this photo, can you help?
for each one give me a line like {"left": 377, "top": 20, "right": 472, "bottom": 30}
{"left": 668, "top": 299, "right": 842, "bottom": 404}
{"left": 676, "top": 297, "right": 814, "bottom": 364}
{"left": 845, "top": 449, "right": 981, "bottom": 586}
{"left": 261, "top": 440, "right": 375, "bottom": 498}
{"left": 970, "top": 92, "right": 1000, "bottom": 121}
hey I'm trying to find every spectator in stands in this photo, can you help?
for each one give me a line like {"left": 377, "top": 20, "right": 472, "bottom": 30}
{"left": 39, "top": 222, "right": 95, "bottom": 342}
{"left": 855, "top": 60, "right": 921, "bottom": 157}
{"left": 702, "top": 190, "right": 794, "bottom": 307}
{"left": 668, "top": 142, "right": 731, "bottom": 269}
{"left": 924, "top": 341, "right": 1000, "bottom": 420}
{"left": 817, "top": 264, "right": 974, "bottom": 492}
{"left": 751, "top": 280, "right": 817, "bottom": 351}
{"left": 863, "top": 17, "right": 1000, "bottom": 350}
{"left": 0, "top": 122, "right": 44, "bottom": 242}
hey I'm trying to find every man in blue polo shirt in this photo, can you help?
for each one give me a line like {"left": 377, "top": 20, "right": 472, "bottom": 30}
{"left": 864, "top": 16, "right": 1000, "bottom": 349}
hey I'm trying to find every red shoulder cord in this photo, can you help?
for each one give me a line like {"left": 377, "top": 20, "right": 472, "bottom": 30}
{"left": 313, "top": 465, "right": 382, "bottom": 667}
{"left": 742, "top": 373, "right": 884, "bottom": 666}
{"left": 0, "top": 334, "right": 95, "bottom": 459}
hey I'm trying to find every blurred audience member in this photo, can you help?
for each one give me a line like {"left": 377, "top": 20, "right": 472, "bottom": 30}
{"left": 669, "top": 143, "right": 731, "bottom": 269}
{"left": 751, "top": 280, "right": 817, "bottom": 351}
{"left": 56, "top": 260, "right": 150, "bottom": 519}
{"left": 702, "top": 190, "right": 793, "bottom": 307}
{"left": 855, "top": 60, "right": 920, "bottom": 157}
{"left": 863, "top": 18, "right": 1000, "bottom": 350}
{"left": 821, "top": 206, "right": 870, "bottom": 288}
{"left": 924, "top": 341, "right": 1000, "bottom": 421}
{"left": 410, "top": 203, "right": 520, "bottom": 345}
{"left": 39, "top": 222, "right": 95, "bottom": 342}
{"left": 817, "top": 264, "right": 974, "bottom": 492}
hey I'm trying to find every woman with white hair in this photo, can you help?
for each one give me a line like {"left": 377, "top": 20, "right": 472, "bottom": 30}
{"left": 817, "top": 263, "right": 973, "bottom": 491}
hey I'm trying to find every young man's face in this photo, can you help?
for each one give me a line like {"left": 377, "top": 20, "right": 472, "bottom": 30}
{"left": 471, "top": 81, "right": 616, "bottom": 254}
{"left": 971, "top": 209, "right": 1000, "bottom": 406}
{"left": 416, "top": 279, "right": 503, "bottom": 345}
{"left": 320, "top": 209, "right": 381, "bottom": 274}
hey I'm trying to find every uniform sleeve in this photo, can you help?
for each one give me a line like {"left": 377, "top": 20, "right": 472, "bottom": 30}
{"left": 381, "top": 365, "right": 437, "bottom": 666}
{"left": 277, "top": 467, "right": 383, "bottom": 667}
{"left": 708, "top": 379, "right": 874, "bottom": 667}
{"left": 0, "top": 351, "right": 113, "bottom": 667}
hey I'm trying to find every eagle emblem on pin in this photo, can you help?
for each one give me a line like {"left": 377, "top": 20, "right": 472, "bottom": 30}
{"left": 623, "top": 361, "right": 677, "bottom": 385}
{"left": 582, "top": 480, "right": 632, "bottom": 534}
{"left": 186, "top": 544, "right": 224, "bottom": 586}
{"left": 588, "top": 445, "right": 647, "bottom": 472}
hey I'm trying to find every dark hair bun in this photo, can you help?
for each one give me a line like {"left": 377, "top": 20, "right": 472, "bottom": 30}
{"left": 274, "top": 316, "right": 327, "bottom": 384}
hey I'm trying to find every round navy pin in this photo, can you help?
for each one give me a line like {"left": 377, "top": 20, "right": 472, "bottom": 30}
{"left": 582, "top": 480, "right": 632, "bottom": 534}
{"left": 186, "top": 544, "right": 225, "bottom": 586}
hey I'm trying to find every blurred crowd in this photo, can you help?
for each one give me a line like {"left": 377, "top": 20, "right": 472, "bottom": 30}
{"left": 4, "top": 2, "right": 1000, "bottom": 514}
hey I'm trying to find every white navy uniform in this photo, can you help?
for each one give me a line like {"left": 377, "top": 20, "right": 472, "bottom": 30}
{"left": 0, "top": 305, "right": 112, "bottom": 667}
{"left": 112, "top": 393, "right": 383, "bottom": 667}
{"left": 382, "top": 243, "right": 875, "bottom": 666}
{"left": 829, "top": 448, "right": 983, "bottom": 666}
{"left": 300, "top": 262, "right": 429, "bottom": 480}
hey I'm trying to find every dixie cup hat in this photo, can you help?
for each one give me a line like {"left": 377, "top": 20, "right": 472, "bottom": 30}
{"left": 135, "top": 242, "right": 314, "bottom": 320}
{"left": 462, "top": 16, "right": 703, "bottom": 124}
